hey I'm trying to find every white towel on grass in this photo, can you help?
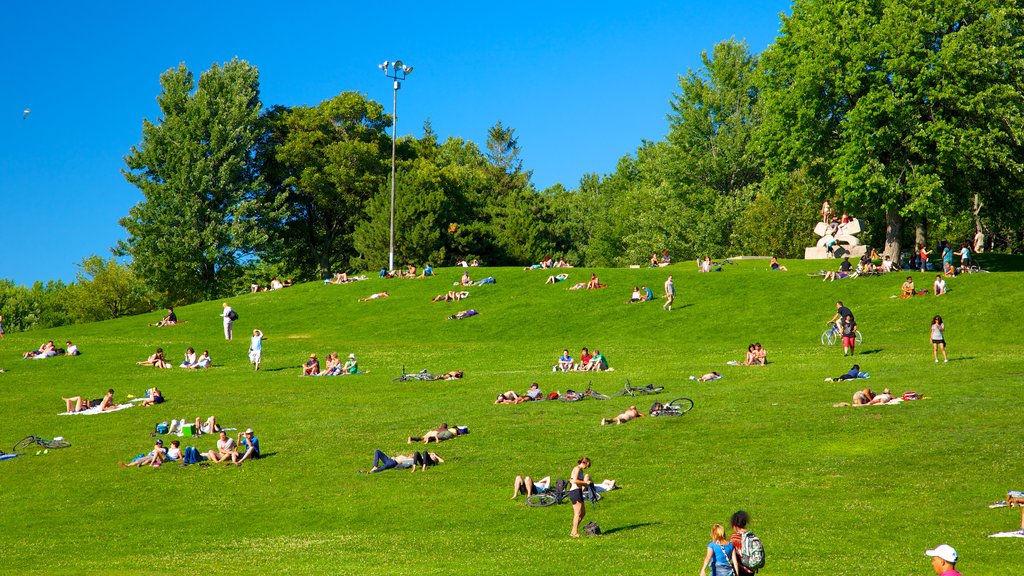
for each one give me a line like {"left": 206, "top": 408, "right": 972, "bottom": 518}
{"left": 988, "top": 530, "right": 1024, "bottom": 538}
{"left": 59, "top": 403, "right": 134, "bottom": 416}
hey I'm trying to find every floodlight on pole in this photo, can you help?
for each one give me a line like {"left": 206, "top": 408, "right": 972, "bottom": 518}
{"left": 379, "top": 58, "right": 413, "bottom": 273}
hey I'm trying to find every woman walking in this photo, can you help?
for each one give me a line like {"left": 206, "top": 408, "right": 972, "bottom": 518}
{"left": 568, "top": 457, "right": 592, "bottom": 538}
{"left": 699, "top": 523, "right": 740, "bottom": 576}
{"left": 931, "top": 315, "right": 948, "bottom": 363}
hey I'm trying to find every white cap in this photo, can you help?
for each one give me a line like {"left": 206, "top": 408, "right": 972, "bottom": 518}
{"left": 925, "top": 544, "right": 958, "bottom": 564}
{"left": 348, "top": 353, "right": 356, "bottom": 359}
{"left": 244, "top": 428, "right": 254, "bottom": 434}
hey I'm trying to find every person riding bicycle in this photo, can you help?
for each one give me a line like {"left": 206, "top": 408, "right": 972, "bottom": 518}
{"left": 828, "top": 301, "right": 855, "bottom": 332}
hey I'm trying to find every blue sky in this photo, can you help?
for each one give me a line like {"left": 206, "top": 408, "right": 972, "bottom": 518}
{"left": 0, "top": 0, "right": 790, "bottom": 286}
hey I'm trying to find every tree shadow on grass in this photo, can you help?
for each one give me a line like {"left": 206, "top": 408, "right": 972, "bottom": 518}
{"left": 262, "top": 367, "right": 296, "bottom": 373}
{"left": 973, "top": 254, "right": 1024, "bottom": 272}
{"left": 601, "top": 522, "right": 660, "bottom": 535}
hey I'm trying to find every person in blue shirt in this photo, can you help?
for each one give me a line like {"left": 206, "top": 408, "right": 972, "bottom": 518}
{"left": 641, "top": 286, "right": 654, "bottom": 301}
{"left": 234, "top": 429, "right": 260, "bottom": 465}
{"left": 699, "top": 524, "right": 739, "bottom": 576}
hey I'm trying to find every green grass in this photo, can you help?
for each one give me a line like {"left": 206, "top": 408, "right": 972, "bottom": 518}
{"left": 1, "top": 258, "right": 1022, "bottom": 575}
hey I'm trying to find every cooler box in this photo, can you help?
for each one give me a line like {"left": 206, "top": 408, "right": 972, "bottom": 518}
{"left": 182, "top": 424, "right": 196, "bottom": 437}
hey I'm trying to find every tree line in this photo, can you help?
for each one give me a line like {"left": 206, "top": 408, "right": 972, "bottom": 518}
{"left": 3, "top": 0, "right": 1022, "bottom": 331}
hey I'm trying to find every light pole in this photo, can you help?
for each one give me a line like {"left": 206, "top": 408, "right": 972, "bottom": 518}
{"left": 379, "top": 59, "right": 413, "bottom": 272}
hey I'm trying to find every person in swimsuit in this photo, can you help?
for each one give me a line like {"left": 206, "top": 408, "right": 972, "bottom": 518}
{"left": 601, "top": 405, "right": 643, "bottom": 425}
{"left": 63, "top": 388, "right": 116, "bottom": 413}
{"left": 568, "top": 457, "right": 593, "bottom": 538}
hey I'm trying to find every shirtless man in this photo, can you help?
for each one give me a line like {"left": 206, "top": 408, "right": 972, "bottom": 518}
{"left": 601, "top": 405, "right": 643, "bottom": 425}
{"left": 63, "top": 388, "right": 116, "bottom": 413}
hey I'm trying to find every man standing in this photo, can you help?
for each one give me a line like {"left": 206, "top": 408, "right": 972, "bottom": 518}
{"left": 925, "top": 544, "right": 961, "bottom": 575}
{"left": 248, "top": 329, "right": 263, "bottom": 371}
{"left": 663, "top": 275, "right": 675, "bottom": 311}
{"left": 220, "top": 302, "right": 234, "bottom": 341}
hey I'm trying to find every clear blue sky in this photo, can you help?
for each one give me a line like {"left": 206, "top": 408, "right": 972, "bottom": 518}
{"left": 0, "top": 0, "right": 790, "bottom": 286}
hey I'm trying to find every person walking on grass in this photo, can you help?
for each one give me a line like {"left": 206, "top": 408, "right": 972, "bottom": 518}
{"left": 699, "top": 523, "right": 740, "bottom": 576}
{"left": 220, "top": 302, "right": 235, "bottom": 341}
{"left": 925, "top": 544, "right": 961, "bottom": 575}
{"left": 568, "top": 457, "right": 592, "bottom": 538}
{"left": 931, "top": 315, "right": 948, "bottom": 363}
{"left": 248, "top": 329, "right": 264, "bottom": 371}
{"left": 729, "top": 510, "right": 756, "bottom": 576}
{"left": 841, "top": 314, "right": 858, "bottom": 356}
{"left": 664, "top": 275, "right": 675, "bottom": 311}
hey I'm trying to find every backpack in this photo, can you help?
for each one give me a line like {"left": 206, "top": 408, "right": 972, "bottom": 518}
{"left": 155, "top": 421, "right": 169, "bottom": 435}
{"left": 227, "top": 310, "right": 239, "bottom": 321}
{"left": 552, "top": 478, "right": 568, "bottom": 501}
{"left": 650, "top": 401, "right": 664, "bottom": 414}
{"left": 740, "top": 531, "right": 765, "bottom": 570}
{"left": 902, "top": 391, "right": 920, "bottom": 401}
{"left": 583, "top": 521, "right": 601, "bottom": 536}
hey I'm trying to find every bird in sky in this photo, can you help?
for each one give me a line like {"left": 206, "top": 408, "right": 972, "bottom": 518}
{"left": 23, "top": 108, "right": 30, "bottom": 120}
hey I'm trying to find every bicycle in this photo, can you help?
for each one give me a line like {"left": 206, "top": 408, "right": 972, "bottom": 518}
{"left": 391, "top": 366, "right": 437, "bottom": 382}
{"left": 650, "top": 397, "right": 694, "bottom": 417}
{"left": 559, "top": 384, "right": 611, "bottom": 402}
{"left": 612, "top": 380, "right": 664, "bottom": 397}
{"left": 820, "top": 323, "right": 863, "bottom": 346}
{"left": 13, "top": 434, "right": 71, "bottom": 453}
{"left": 526, "top": 484, "right": 602, "bottom": 507}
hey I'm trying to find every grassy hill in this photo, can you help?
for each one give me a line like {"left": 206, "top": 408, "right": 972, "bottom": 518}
{"left": 1, "top": 258, "right": 1021, "bottom": 575}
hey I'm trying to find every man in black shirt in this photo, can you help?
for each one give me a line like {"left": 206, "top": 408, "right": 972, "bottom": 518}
{"left": 829, "top": 301, "right": 854, "bottom": 332}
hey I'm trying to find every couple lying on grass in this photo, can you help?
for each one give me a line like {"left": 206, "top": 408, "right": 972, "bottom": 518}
{"left": 24, "top": 340, "right": 79, "bottom": 359}
{"left": 367, "top": 450, "right": 444, "bottom": 473}
{"left": 407, "top": 422, "right": 467, "bottom": 444}
{"left": 121, "top": 429, "right": 260, "bottom": 468}
{"left": 554, "top": 347, "right": 610, "bottom": 372}
{"left": 567, "top": 274, "right": 605, "bottom": 290}
{"left": 495, "top": 383, "right": 544, "bottom": 404}
{"left": 432, "top": 290, "right": 469, "bottom": 302}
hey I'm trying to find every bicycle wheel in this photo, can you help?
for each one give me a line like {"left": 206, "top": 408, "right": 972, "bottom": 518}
{"left": 42, "top": 438, "right": 71, "bottom": 449}
{"left": 820, "top": 329, "right": 834, "bottom": 346}
{"left": 526, "top": 493, "right": 558, "bottom": 507}
{"left": 855, "top": 330, "right": 864, "bottom": 345}
{"left": 639, "top": 385, "right": 664, "bottom": 395}
{"left": 667, "top": 397, "right": 694, "bottom": 415}
{"left": 391, "top": 375, "right": 408, "bottom": 382}
{"left": 13, "top": 436, "right": 38, "bottom": 452}
{"left": 589, "top": 390, "right": 610, "bottom": 400}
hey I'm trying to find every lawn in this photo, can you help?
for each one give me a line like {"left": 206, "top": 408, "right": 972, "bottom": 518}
{"left": 0, "top": 257, "right": 1021, "bottom": 575}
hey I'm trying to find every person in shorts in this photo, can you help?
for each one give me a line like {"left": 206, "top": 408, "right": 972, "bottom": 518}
{"left": 248, "top": 329, "right": 263, "bottom": 371}
{"left": 931, "top": 315, "right": 947, "bottom": 362}
{"left": 567, "top": 457, "right": 592, "bottom": 538}
{"left": 841, "top": 315, "right": 858, "bottom": 356}
{"left": 663, "top": 275, "right": 675, "bottom": 311}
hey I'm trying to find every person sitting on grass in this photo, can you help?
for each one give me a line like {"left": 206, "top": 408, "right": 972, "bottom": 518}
{"left": 63, "top": 388, "right": 116, "bottom": 413}
{"left": 1003, "top": 491, "right": 1024, "bottom": 536}
{"left": 601, "top": 405, "right": 643, "bottom": 425}
{"left": 341, "top": 353, "right": 359, "bottom": 374}
{"left": 770, "top": 256, "right": 788, "bottom": 271}
{"left": 137, "top": 348, "right": 170, "bottom": 368}
{"left": 641, "top": 285, "right": 654, "bottom": 301}
{"left": 120, "top": 439, "right": 167, "bottom": 468}
{"left": 900, "top": 276, "right": 916, "bottom": 298}
{"left": 933, "top": 274, "right": 947, "bottom": 296}
{"left": 23, "top": 340, "right": 56, "bottom": 359}
{"left": 546, "top": 273, "right": 569, "bottom": 284}
{"left": 205, "top": 431, "right": 236, "bottom": 464}
{"left": 586, "top": 274, "right": 601, "bottom": 290}
{"left": 65, "top": 341, "right": 79, "bottom": 356}
{"left": 689, "top": 372, "right": 722, "bottom": 382}
{"left": 408, "top": 422, "right": 461, "bottom": 444}
{"left": 556, "top": 349, "right": 574, "bottom": 372}
{"left": 302, "top": 354, "right": 320, "bottom": 376}
{"left": 738, "top": 344, "right": 757, "bottom": 366}
{"left": 581, "top": 349, "right": 608, "bottom": 371}
{"left": 824, "top": 364, "right": 869, "bottom": 382}
{"left": 165, "top": 440, "right": 182, "bottom": 462}
{"left": 319, "top": 352, "right": 340, "bottom": 376}
{"left": 576, "top": 347, "right": 593, "bottom": 371}
{"left": 180, "top": 347, "right": 198, "bottom": 368}
{"left": 150, "top": 308, "right": 178, "bottom": 327}
{"left": 359, "top": 291, "right": 390, "bottom": 301}
{"left": 459, "top": 271, "right": 473, "bottom": 286}
{"left": 368, "top": 450, "right": 444, "bottom": 473}
{"left": 753, "top": 343, "right": 767, "bottom": 365}
{"left": 140, "top": 387, "right": 164, "bottom": 407}
{"left": 191, "top": 350, "right": 212, "bottom": 369}
{"left": 233, "top": 428, "right": 260, "bottom": 465}
{"left": 512, "top": 475, "right": 551, "bottom": 498}
{"left": 627, "top": 286, "right": 642, "bottom": 303}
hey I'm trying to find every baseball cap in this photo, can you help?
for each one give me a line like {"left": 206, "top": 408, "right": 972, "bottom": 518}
{"left": 925, "top": 544, "right": 957, "bottom": 564}
{"left": 244, "top": 428, "right": 254, "bottom": 434}
{"left": 155, "top": 439, "right": 163, "bottom": 444}
{"left": 348, "top": 353, "right": 356, "bottom": 359}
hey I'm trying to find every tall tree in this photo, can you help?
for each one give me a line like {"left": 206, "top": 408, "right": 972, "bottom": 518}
{"left": 758, "top": 0, "right": 1024, "bottom": 257}
{"left": 119, "top": 59, "right": 271, "bottom": 303}
{"left": 258, "top": 93, "right": 390, "bottom": 277}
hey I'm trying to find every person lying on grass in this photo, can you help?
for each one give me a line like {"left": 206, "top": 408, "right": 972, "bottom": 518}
{"left": 63, "top": 388, "right": 116, "bottom": 413}
{"left": 137, "top": 348, "right": 170, "bottom": 368}
{"left": 368, "top": 450, "right": 444, "bottom": 473}
{"left": 432, "top": 291, "right": 469, "bottom": 302}
{"left": 567, "top": 282, "right": 588, "bottom": 290}
{"left": 434, "top": 370, "right": 464, "bottom": 380}
{"left": 495, "top": 384, "right": 543, "bottom": 403}
{"left": 546, "top": 273, "right": 569, "bottom": 284}
{"left": 408, "top": 422, "right": 462, "bottom": 444}
{"left": 359, "top": 291, "right": 390, "bottom": 302}
{"left": 120, "top": 438, "right": 167, "bottom": 468}
{"left": 850, "top": 387, "right": 898, "bottom": 406}
{"left": 139, "top": 387, "right": 164, "bottom": 407}
{"left": 302, "top": 354, "right": 320, "bottom": 376}
{"left": 448, "top": 310, "right": 478, "bottom": 320}
{"left": 689, "top": 372, "right": 722, "bottom": 382}
{"left": 824, "top": 365, "right": 869, "bottom": 382}
{"left": 23, "top": 340, "right": 56, "bottom": 359}
{"left": 1006, "top": 491, "right": 1024, "bottom": 535}
{"left": 601, "top": 405, "right": 643, "bottom": 425}
{"left": 512, "top": 475, "right": 551, "bottom": 498}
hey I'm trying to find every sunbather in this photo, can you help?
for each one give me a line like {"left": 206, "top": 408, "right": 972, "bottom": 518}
{"left": 512, "top": 475, "right": 551, "bottom": 498}
{"left": 140, "top": 387, "right": 164, "bottom": 407}
{"left": 434, "top": 370, "right": 464, "bottom": 380}
{"left": 689, "top": 372, "right": 722, "bottom": 382}
{"left": 602, "top": 405, "right": 643, "bottom": 425}
{"left": 448, "top": 310, "right": 478, "bottom": 320}
{"left": 180, "top": 347, "right": 198, "bottom": 368}
{"left": 546, "top": 273, "right": 569, "bottom": 284}
{"left": 150, "top": 308, "right": 178, "bottom": 326}
{"left": 23, "top": 340, "right": 56, "bottom": 359}
{"left": 408, "top": 422, "right": 461, "bottom": 444}
{"left": 824, "top": 365, "right": 869, "bottom": 382}
{"left": 586, "top": 274, "right": 600, "bottom": 290}
{"left": 369, "top": 450, "right": 444, "bottom": 472}
{"left": 120, "top": 439, "right": 167, "bottom": 468}
{"left": 63, "top": 388, "right": 116, "bottom": 413}
{"left": 359, "top": 291, "right": 390, "bottom": 301}
{"left": 137, "top": 348, "right": 170, "bottom": 368}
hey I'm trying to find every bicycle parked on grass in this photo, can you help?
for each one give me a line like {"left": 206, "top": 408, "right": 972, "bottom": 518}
{"left": 559, "top": 384, "right": 610, "bottom": 402}
{"left": 392, "top": 366, "right": 437, "bottom": 382}
{"left": 650, "top": 397, "right": 694, "bottom": 417}
{"left": 613, "top": 380, "right": 664, "bottom": 397}
{"left": 526, "top": 482, "right": 601, "bottom": 507}
{"left": 13, "top": 434, "right": 71, "bottom": 452}
{"left": 820, "top": 322, "right": 863, "bottom": 346}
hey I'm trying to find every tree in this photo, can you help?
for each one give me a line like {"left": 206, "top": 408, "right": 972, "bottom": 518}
{"left": 119, "top": 59, "right": 272, "bottom": 303}
{"left": 258, "top": 92, "right": 391, "bottom": 277}
{"left": 758, "top": 0, "right": 1024, "bottom": 257}
{"left": 67, "top": 256, "right": 152, "bottom": 322}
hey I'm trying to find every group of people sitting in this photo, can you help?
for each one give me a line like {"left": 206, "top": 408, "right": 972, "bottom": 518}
{"left": 121, "top": 428, "right": 260, "bottom": 468}
{"left": 730, "top": 343, "right": 767, "bottom": 366}
{"left": 301, "top": 352, "right": 359, "bottom": 376}
{"left": 137, "top": 347, "right": 211, "bottom": 369}
{"left": 626, "top": 285, "right": 655, "bottom": 303}
{"left": 250, "top": 277, "right": 293, "bottom": 293}
{"left": 524, "top": 256, "right": 572, "bottom": 270}
{"left": 648, "top": 251, "right": 672, "bottom": 267}
{"left": 379, "top": 264, "right": 434, "bottom": 279}
{"left": 23, "top": 340, "right": 79, "bottom": 359}
{"left": 568, "top": 274, "right": 604, "bottom": 290}
{"left": 432, "top": 290, "right": 469, "bottom": 302}
{"left": 554, "top": 347, "right": 610, "bottom": 372}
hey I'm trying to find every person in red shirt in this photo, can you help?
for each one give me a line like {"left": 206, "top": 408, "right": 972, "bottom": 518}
{"left": 729, "top": 510, "right": 756, "bottom": 576}
{"left": 577, "top": 347, "right": 593, "bottom": 371}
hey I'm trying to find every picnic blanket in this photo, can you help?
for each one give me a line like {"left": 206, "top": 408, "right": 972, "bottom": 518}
{"left": 59, "top": 403, "right": 134, "bottom": 416}
{"left": 988, "top": 530, "right": 1024, "bottom": 538}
